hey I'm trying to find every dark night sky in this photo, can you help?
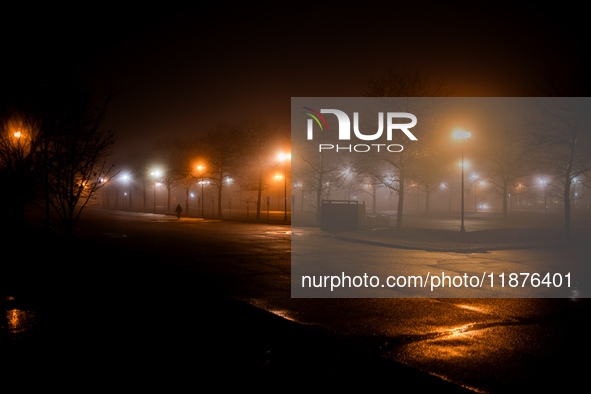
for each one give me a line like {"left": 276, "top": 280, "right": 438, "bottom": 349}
{"left": 3, "top": 2, "right": 588, "bottom": 156}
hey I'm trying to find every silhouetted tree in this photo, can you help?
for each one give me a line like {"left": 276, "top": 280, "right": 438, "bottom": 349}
{"left": 201, "top": 124, "right": 243, "bottom": 217}
{"left": 234, "top": 119, "right": 277, "bottom": 220}
{"left": 46, "top": 87, "right": 116, "bottom": 234}
{"left": 153, "top": 137, "right": 190, "bottom": 212}
{"left": 408, "top": 146, "right": 453, "bottom": 215}
{"left": 478, "top": 117, "right": 534, "bottom": 219}
{"left": 363, "top": 68, "right": 450, "bottom": 227}
{"left": 293, "top": 127, "right": 345, "bottom": 223}
{"left": 528, "top": 98, "right": 591, "bottom": 238}
{"left": 1, "top": 78, "right": 116, "bottom": 233}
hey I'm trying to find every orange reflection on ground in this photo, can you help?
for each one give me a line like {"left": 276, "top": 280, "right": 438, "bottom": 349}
{"left": 6, "top": 308, "right": 37, "bottom": 334}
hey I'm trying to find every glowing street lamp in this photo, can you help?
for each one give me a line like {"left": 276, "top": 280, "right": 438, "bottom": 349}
{"left": 121, "top": 174, "right": 132, "bottom": 210}
{"left": 573, "top": 177, "right": 579, "bottom": 209}
{"left": 471, "top": 174, "right": 479, "bottom": 212}
{"left": 539, "top": 178, "right": 548, "bottom": 213}
{"left": 278, "top": 152, "right": 291, "bottom": 221}
{"left": 151, "top": 170, "right": 161, "bottom": 213}
{"left": 475, "top": 179, "right": 487, "bottom": 213}
{"left": 453, "top": 129, "right": 471, "bottom": 233}
{"left": 197, "top": 165, "right": 206, "bottom": 218}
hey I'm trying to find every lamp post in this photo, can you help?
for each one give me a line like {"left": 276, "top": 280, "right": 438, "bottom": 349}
{"left": 477, "top": 180, "right": 486, "bottom": 212}
{"left": 278, "top": 152, "right": 291, "bottom": 222}
{"left": 471, "top": 174, "right": 479, "bottom": 213}
{"left": 453, "top": 129, "right": 471, "bottom": 233}
{"left": 151, "top": 170, "right": 161, "bottom": 213}
{"left": 573, "top": 177, "right": 579, "bottom": 210}
{"left": 122, "top": 174, "right": 132, "bottom": 210}
{"left": 540, "top": 178, "right": 548, "bottom": 213}
{"left": 197, "top": 165, "right": 206, "bottom": 218}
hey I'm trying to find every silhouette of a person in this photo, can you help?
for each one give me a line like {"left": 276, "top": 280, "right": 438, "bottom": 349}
{"left": 175, "top": 204, "right": 182, "bottom": 219}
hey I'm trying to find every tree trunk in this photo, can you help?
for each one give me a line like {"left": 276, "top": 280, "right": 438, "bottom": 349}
{"left": 256, "top": 176, "right": 262, "bottom": 220}
{"left": 185, "top": 186, "right": 189, "bottom": 216}
{"left": 396, "top": 179, "right": 404, "bottom": 228}
{"left": 217, "top": 184, "right": 223, "bottom": 217}
{"left": 564, "top": 180, "right": 571, "bottom": 238}
{"left": 502, "top": 183, "right": 508, "bottom": 219}
{"left": 316, "top": 153, "right": 323, "bottom": 224}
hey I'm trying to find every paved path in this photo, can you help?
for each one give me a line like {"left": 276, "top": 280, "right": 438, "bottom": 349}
{"left": 2, "top": 208, "right": 589, "bottom": 392}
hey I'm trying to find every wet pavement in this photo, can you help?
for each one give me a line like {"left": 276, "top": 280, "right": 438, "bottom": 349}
{"left": 0, "top": 217, "right": 469, "bottom": 391}
{"left": 2, "top": 209, "right": 590, "bottom": 391}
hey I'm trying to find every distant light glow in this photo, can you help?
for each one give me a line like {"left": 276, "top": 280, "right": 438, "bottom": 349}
{"left": 453, "top": 129, "right": 471, "bottom": 140}
{"left": 278, "top": 152, "right": 292, "bottom": 161}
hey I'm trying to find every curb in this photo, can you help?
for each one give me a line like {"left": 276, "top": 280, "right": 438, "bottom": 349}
{"left": 332, "top": 234, "right": 585, "bottom": 253}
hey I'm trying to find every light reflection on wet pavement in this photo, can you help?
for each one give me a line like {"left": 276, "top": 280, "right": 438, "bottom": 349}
{"left": 3, "top": 209, "right": 589, "bottom": 392}
{"left": 0, "top": 297, "right": 38, "bottom": 341}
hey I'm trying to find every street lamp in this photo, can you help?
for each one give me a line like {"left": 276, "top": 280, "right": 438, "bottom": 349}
{"left": 278, "top": 152, "right": 291, "bottom": 221}
{"left": 151, "top": 170, "right": 161, "bottom": 213}
{"left": 197, "top": 165, "right": 206, "bottom": 218}
{"left": 477, "top": 180, "right": 486, "bottom": 212}
{"left": 573, "top": 177, "right": 579, "bottom": 209}
{"left": 122, "top": 174, "right": 132, "bottom": 210}
{"left": 539, "top": 178, "right": 548, "bottom": 213}
{"left": 453, "top": 129, "right": 471, "bottom": 233}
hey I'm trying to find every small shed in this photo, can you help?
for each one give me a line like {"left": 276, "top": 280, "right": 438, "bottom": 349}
{"left": 320, "top": 200, "right": 365, "bottom": 232}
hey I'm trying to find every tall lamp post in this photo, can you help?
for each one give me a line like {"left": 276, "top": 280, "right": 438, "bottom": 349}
{"left": 453, "top": 129, "right": 471, "bottom": 233}
{"left": 278, "top": 152, "right": 291, "bottom": 222}
{"left": 122, "top": 174, "right": 132, "bottom": 210}
{"left": 151, "top": 170, "right": 161, "bottom": 213}
{"left": 540, "top": 178, "right": 548, "bottom": 213}
{"left": 197, "top": 165, "right": 206, "bottom": 218}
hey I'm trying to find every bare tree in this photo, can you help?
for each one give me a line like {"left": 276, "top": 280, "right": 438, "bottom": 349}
{"left": 0, "top": 112, "right": 45, "bottom": 225}
{"left": 234, "top": 119, "right": 277, "bottom": 220}
{"left": 46, "top": 88, "right": 116, "bottom": 234}
{"left": 293, "top": 129, "right": 346, "bottom": 223}
{"left": 528, "top": 98, "right": 591, "bottom": 238}
{"left": 0, "top": 79, "right": 70, "bottom": 229}
{"left": 201, "top": 124, "right": 243, "bottom": 217}
{"left": 478, "top": 121, "right": 534, "bottom": 219}
{"left": 363, "top": 68, "right": 450, "bottom": 227}
{"left": 153, "top": 137, "right": 189, "bottom": 212}
{"left": 1, "top": 79, "right": 116, "bottom": 233}
{"left": 409, "top": 147, "right": 453, "bottom": 215}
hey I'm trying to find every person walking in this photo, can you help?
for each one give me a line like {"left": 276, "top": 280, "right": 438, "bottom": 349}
{"left": 175, "top": 204, "right": 182, "bottom": 219}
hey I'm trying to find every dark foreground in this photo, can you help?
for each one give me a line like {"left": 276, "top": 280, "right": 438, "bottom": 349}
{"left": 1, "top": 222, "right": 470, "bottom": 392}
